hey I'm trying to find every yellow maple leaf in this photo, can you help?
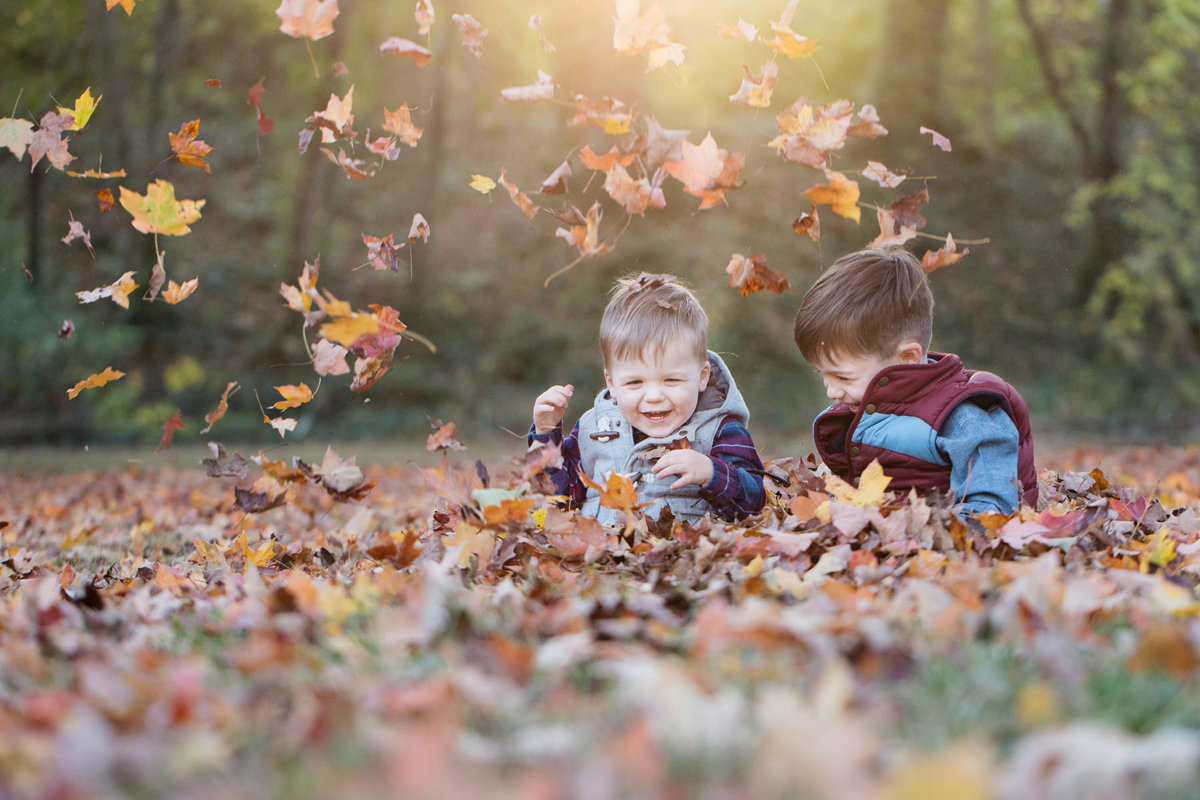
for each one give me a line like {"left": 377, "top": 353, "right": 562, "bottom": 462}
{"left": 58, "top": 88, "right": 102, "bottom": 131}
{"left": 238, "top": 532, "right": 278, "bottom": 569}
{"left": 119, "top": 179, "right": 205, "bottom": 236}
{"left": 824, "top": 460, "right": 892, "bottom": 506}
{"left": 469, "top": 174, "right": 496, "bottom": 193}
{"left": 271, "top": 382, "right": 314, "bottom": 410}
{"left": 67, "top": 366, "right": 125, "bottom": 399}
{"left": 319, "top": 313, "right": 379, "bottom": 348}
{"left": 162, "top": 278, "right": 199, "bottom": 304}
{"left": 805, "top": 169, "right": 861, "bottom": 222}
{"left": 105, "top": 0, "right": 136, "bottom": 15}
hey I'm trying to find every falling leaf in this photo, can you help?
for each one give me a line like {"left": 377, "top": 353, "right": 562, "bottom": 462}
{"left": 363, "top": 233, "right": 404, "bottom": 272}
{"left": 613, "top": 0, "right": 685, "bottom": 71}
{"left": 276, "top": 0, "right": 339, "bottom": 41}
{"left": 501, "top": 71, "right": 555, "bottom": 102}
{"left": 308, "top": 86, "right": 355, "bottom": 143}
{"left": 889, "top": 186, "right": 930, "bottom": 232}
{"left": 729, "top": 61, "right": 778, "bottom": 109}
{"left": 920, "top": 125, "right": 952, "bottom": 151}
{"left": 415, "top": 0, "right": 435, "bottom": 34}
{"left": 265, "top": 415, "right": 298, "bottom": 438}
{"left": 383, "top": 104, "right": 423, "bottom": 146}
{"left": 498, "top": 169, "right": 539, "bottom": 218}
{"left": 205, "top": 78, "right": 222, "bottom": 87}
{"left": 76, "top": 271, "right": 139, "bottom": 309}
{"left": 871, "top": 208, "right": 918, "bottom": 249}
{"left": 169, "top": 119, "right": 214, "bottom": 173}
{"left": 408, "top": 213, "right": 430, "bottom": 244}
{"left": 66, "top": 164, "right": 128, "bottom": 179}
{"left": 162, "top": 278, "right": 199, "bottom": 305}
{"left": 554, "top": 202, "right": 611, "bottom": 259}
{"left": 57, "top": 88, "right": 101, "bottom": 131}
{"left": 95, "top": 189, "right": 115, "bottom": 211}
{"left": 604, "top": 164, "right": 665, "bottom": 216}
{"left": 0, "top": 117, "right": 34, "bottom": 160}
{"left": 848, "top": 104, "right": 888, "bottom": 138}
{"left": 323, "top": 148, "right": 374, "bottom": 179}
{"left": 58, "top": 320, "right": 74, "bottom": 339}
{"left": 718, "top": 18, "right": 757, "bottom": 40}
{"left": 247, "top": 79, "right": 275, "bottom": 136}
{"left": 921, "top": 233, "right": 969, "bottom": 273}
{"left": 765, "top": 0, "right": 816, "bottom": 58}
{"left": 379, "top": 37, "right": 433, "bottom": 67}
{"left": 105, "top": 0, "right": 136, "bottom": 15}
{"left": 28, "top": 111, "right": 76, "bottom": 171}
{"left": 470, "top": 174, "right": 496, "bottom": 193}
{"left": 793, "top": 203, "right": 820, "bottom": 241}
{"left": 726, "top": 253, "right": 789, "bottom": 296}
{"left": 272, "top": 383, "right": 314, "bottom": 411}
{"left": 568, "top": 94, "right": 636, "bottom": 130}
{"left": 119, "top": 180, "right": 205, "bottom": 236}
{"left": 580, "top": 145, "right": 635, "bottom": 172}
{"left": 61, "top": 211, "right": 95, "bottom": 257}
{"left": 862, "top": 160, "right": 906, "bottom": 188}
{"left": 67, "top": 366, "right": 125, "bottom": 399}
{"left": 541, "top": 160, "right": 572, "bottom": 195}
{"left": 200, "top": 381, "right": 238, "bottom": 434}
{"left": 529, "top": 14, "right": 555, "bottom": 52}
{"left": 144, "top": 250, "right": 166, "bottom": 301}
{"left": 663, "top": 132, "right": 745, "bottom": 209}
{"left": 312, "top": 339, "right": 350, "bottom": 376}
{"left": 365, "top": 133, "right": 399, "bottom": 161}
{"left": 156, "top": 409, "right": 184, "bottom": 452}
{"left": 451, "top": 12, "right": 487, "bottom": 58}
{"left": 427, "top": 421, "right": 468, "bottom": 452}
{"left": 804, "top": 168, "right": 861, "bottom": 222}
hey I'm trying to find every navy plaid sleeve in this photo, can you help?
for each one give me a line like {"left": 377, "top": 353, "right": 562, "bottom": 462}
{"left": 528, "top": 422, "right": 587, "bottom": 508}
{"left": 699, "top": 417, "right": 766, "bottom": 521}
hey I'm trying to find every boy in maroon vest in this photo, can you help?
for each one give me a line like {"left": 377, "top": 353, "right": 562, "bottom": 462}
{"left": 792, "top": 247, "right": 1037, "bottom": 514}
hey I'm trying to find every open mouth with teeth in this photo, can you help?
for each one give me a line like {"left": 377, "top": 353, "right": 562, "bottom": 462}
{"left": 641, "top": 410, "right": 672, "bottom": 422}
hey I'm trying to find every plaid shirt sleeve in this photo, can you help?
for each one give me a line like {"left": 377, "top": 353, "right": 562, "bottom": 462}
{"left": 527, "top": 422, "right": 587, "bottom": 508}
{"left": 699, "top": 416, "right": 766, "bottom": 521}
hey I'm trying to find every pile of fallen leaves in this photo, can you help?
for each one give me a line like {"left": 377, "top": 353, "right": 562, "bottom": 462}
{"left": 2, "top": 442, "right": 1199, "bottom": 799}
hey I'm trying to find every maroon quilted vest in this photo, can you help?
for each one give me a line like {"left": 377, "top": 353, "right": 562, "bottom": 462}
{"left": 813, "top": 353, "right": 1038, "bottom": 507}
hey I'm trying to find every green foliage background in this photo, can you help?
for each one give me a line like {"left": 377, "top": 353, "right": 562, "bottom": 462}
{"left": 2, "top": 0, "right": 1197, "bottom": 452}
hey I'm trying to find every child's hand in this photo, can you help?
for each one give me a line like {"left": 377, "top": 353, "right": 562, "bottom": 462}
{"left": 651, "top": 449, "right": 714, "bottom": 490}
{"left": 533, "top": 384, "right": 574, "bottom": 433}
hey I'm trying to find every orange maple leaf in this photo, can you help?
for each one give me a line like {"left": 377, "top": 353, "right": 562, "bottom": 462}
{"left": 105, "top": 0, "right": 136, "bottom": 15}
{"left": 483, "top": 497, "right": 536, "bottom": 528}
{"left": 498, "top": 168, "right": 539, "bottom": 218}
{"left": 162, "top": 278, "right": 199, "bottom": 304}
{"left": 765, "top": 0, "right": 816, "bottom": 58}
{"left": 309, "top": 86, "right": 355, "bottom": 143}
{"left": 554, "top": 202, "right": 611, "bottom": 260}
{"left": 568, "top": 94, "right": 635, "bottom": 130}
{"left": 804, "top": 168, "right": 861, "bottom": 222}
{"left": 95, "top": 189, "right": 115, "bottom": 211}
{"left": 119, "top": 180, "right": 205, "bottom": 236}
{"left": 922, "top": 233, "right": 970, "bottom": 273}
{"left": 200, "top": 381, "right": 238, "bottom": 435}
{"left": 67, "top": 366, "right": 125, "bottom": 399}
{"left": 272, "top": 383, "right": 314, "bottom": 411}
{"left": 276, "top": 0, "right": 339, "bottom": 41}
{"left": 663, "top": 132, "right": 745, "bottom": 209}
{"left": 604, "top": 164, "right": 665, "bottom": 216}
{"left": 729, "top": 61, "right": 778, "bottom": 109}
{"left": 382, "top": 104, "right": 423, "bottom": 146}
{"left": 156, "top": 409, "right": 184, "bottom": 452}
{"left": 169, "top": 119, "right": 213, "bottom": 173}
{"left": 580, "top": 145, "right": 635, "bottom": 172}
{"left": 379, "top": 37, "right": 432, "bottom": 67}
{"left": 726, "top": 253, "right": 790, "bottom": 296}
{"left": 323, "top": 148, "right": 374, "bottom": 179}
{"left": 427, "top": 421, "right": 468, "bottom": 452}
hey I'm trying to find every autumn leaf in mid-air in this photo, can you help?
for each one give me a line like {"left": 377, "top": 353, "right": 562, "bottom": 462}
{"left": 408, "top": 213, "right": 430, "bottom": 244}
{"left": 729, "top": 61, "right": 778, "bottom": 109}
{"left": 765, "top": 0, "right": 816, "bottom": 58}
{"left": 323, "top": 148, "right": 374, "bottom": 179}
{"left": 28, "top": 111, "right": 76, "bottom": 172}
{"left": 169, "top": 120, "right": 213, "bottom": 173}
{"left": 312, "top": 339, "right": 350, "bottom": 376}
{"left": 718, "top": 18, "right": 757, "bottom": 40}
{"left": 451, "top": 13, "right": 487, "bottom": 58}
{"left": 793, "top": 203, "right": 820, "bottom": 241}
{"left": 105, "top": 0, "right": 136, "bottom": 15}
{"left": 76, "top": 271, "right": 139, "bottom": 308}
{"left": 541, "top": 160, "right": 571, "bottom": 195}
{"left": 804, "top": 168, "right": 861, "bottom": 222}
{"left": 67, "top": 366, "right": 125, "bottom": 399}
{"left": 383, "top": 104, "right": 423, "bottom": 146}
{"left": 427, "top": 421, "right": 467, "bottom": 452}
{"left": 500, "top": 71, "right": 555, "bottom": 103}
{"left": 247, "top": 79, "right": 274, "bottom": 136}
{"left": 862, "top": 160, "right": 906, "bottom": 189}
{"left": 276, "top": 0, "right": 339, "bottom": 40}
{"left": 613, "top": 0, "right": 685, "bottom": 71}
{"left": 57, "top": 88, "right": 101, "bottom": 131}
{"left": 664, "top": 132, "right": 745, "bottom": 209}
{"left": 379, "top": 37, "right": 433, "bottom": 67}
{"left": 604, "top": 164, "right": 666, "bottom": 216}
{"left": 308, "top": 86, "right": 355, "bottom": 143}
{"left": 469, "top": 174, "right": 496, "bottom": 194}
{"left": 415, "top": 0, "right": 434, "bottom": 34}
{"left": 272, "top": 383, "right": 314, "bottom": 411}
{"left": 498, "top": 169, "right": 539, "bottom": 218}
{"left": 362, "top": 233, "right": 403, "bottom": 273}
{"left": 120, "top": 179, "right": 205, "bottom": 236}
{"left": 921, "top": 125, "right": 952, "bottom": 152}
{"left": 922, "top": 233, "right": 970, "bottom": 273}
{"left": 162, "top": 278, "right": 199, "bottom": 304}
{"left": 554, "top": 202, "right": 611, "bottom": 260}
{"left": 726, "top": 253, "right": 789, "bottom": 296}
{"left": 529, "top": 14, "right": 555, "bottom": 52}
{"left": 580, "top": 145, "right": 635, "bottom": 173}
{"left": 200, "top": 381, "right": 238, "bottom": 434}
{"left": 156, "top": 409, "right": 184, "bottom": 452}
{"left": 61, "top": 211, "right": 95, "bottom": 258}
{"left": 568, "top": 94, "right": 636, "bottom": 132}
{"left": 0, "top": 117, "right": 34, "bottom": 160}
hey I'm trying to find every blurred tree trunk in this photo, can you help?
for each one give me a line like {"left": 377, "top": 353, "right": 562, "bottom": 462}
{"left": 873, "top": 0, "right": 953, "bottom": 143}
{"left": 974, "top": 0, "right": 997, "bottom": 156}
{"left": 1015, "top": 0, "right": 1129, "bottom": 299}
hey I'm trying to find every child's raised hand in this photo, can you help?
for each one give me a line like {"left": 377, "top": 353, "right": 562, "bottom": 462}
{"left": 651, "top": 449, "right": 714, "bottom": 490}
{"left": 533, "top": 384, "right": 574, "bottom": 433}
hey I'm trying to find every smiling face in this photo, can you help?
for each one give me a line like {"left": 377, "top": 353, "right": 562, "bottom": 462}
{"left": 604, "top": 340, "right": 711, "bottom": 438}
{"left": 813, "top": 341, "right": 923, "bottom": 410}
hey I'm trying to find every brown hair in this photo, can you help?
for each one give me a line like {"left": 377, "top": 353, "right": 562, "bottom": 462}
{"left": 792, "top": 247, "right": 934, "bottom": 362}
{"left": 599, "top": 273, "right": 708, "bottom": 366}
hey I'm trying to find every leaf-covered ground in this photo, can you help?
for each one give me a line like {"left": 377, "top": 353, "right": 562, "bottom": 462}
{"left": 2, "top": 443, "right": 1199, "bottom": 799}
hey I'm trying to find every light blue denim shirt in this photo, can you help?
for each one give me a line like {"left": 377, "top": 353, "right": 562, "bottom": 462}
{"left": 936, "top": 401, "right": 1020, "bottom": 515}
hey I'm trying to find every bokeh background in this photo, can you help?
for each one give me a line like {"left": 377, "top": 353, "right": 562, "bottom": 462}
{"left": 2, "top": 0, "right": 1198, "bottom": 457}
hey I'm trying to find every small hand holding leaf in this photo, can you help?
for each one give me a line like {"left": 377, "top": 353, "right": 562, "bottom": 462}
{"left": 533, "top": 384, "right": 573, "bottom": 433}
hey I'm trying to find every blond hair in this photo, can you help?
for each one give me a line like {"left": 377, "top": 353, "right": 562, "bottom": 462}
{"left": 793, "top": 247, "right": 934, "bottom": 362}
{"left": 599, "top": 273, "right": 708, "bottom": 366}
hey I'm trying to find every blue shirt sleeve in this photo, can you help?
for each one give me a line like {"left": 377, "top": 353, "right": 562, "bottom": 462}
{"left": 936, "top": 401, "right": 1020, "bottom": 515}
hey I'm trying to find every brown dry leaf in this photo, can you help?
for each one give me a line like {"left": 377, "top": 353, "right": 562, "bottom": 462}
{"left": 729, "top": 61, "right": 778, "bottom": 109}
{"left": 427, "top": 421, "right": 468, "bottom": 452}
{"left": 451, "top": 12, "right": 487, "bottom": 58}
{"left": 379, "top": 37, "right": 432, "bottom": 67}
{"left": 725, "top": 253, "right": 790, "bottom": 296}
{"left": 200, "top": 381, "right": 238, "bottom": 434}
{"left": 169, "top": 119, "right": 214, "bottom": 173}
{"left": 498, "top": 168, "right": 539, "bottom": 219}
{"left": 408, "top": 213, "right": 430, "bottom": 244}
{"left": 792, "top": 203, "right": 820, "bottom": 242}
{"left": 383, "top": 104, "right": 423, "bottom": 147}
{"left": 554, "top": 202, "right": 611, "bottom": 259}
{"left": 922, "top": 233, "right": 969, "bottom": 273}
{"left": 541, "top": 159, "right": 572, "bottom": 195}
{"left": 156, "top": 410, "right": 184, "bottom": 452}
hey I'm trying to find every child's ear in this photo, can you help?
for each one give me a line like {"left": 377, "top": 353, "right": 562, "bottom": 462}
{"left": 698, "top": 360, "right": 711, "bottom": 390}
{"left": 604, "top": 368, "right": 614, "bottom": 392}
{"left": 897, "top": 340, "right": 924, "bottom": 364}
